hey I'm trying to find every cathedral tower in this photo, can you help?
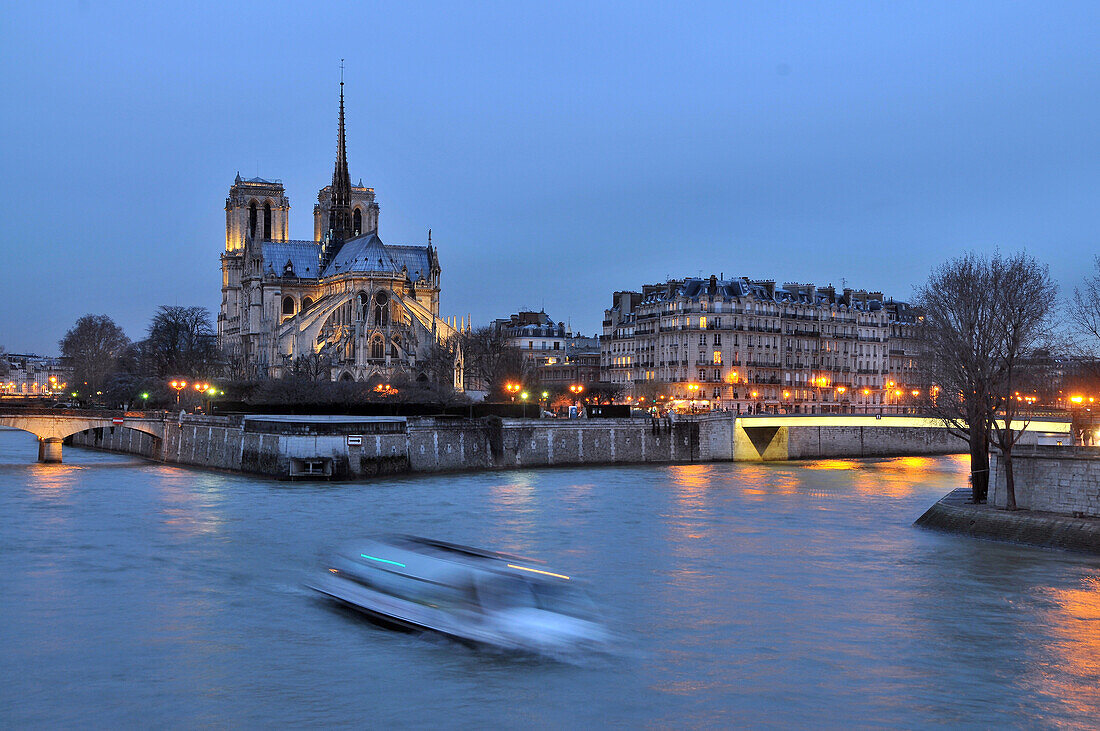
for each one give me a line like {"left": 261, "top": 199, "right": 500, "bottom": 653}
{"left": 224, "top": 176, "right": 289, "bottom": 250}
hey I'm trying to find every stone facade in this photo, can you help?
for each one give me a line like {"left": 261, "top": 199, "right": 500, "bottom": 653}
{"left": 492, "top": 311, "right": 569, "bottom": 361}
{"left": 602, "top": 276, "right": 924, "bottom": 414}
{"left": 218, "top": 84, "right": 463, "bottom": 388}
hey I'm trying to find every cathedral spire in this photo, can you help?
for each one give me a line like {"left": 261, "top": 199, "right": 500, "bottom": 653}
{"left": 328, "top": 63, "right": 353, "bottom": 246}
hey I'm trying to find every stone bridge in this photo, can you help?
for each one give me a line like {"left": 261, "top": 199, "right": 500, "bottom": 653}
{"left": 0, "top": 408, "right": 172, "bottom": 463}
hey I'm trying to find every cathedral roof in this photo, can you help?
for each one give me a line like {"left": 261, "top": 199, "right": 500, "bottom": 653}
{"left": 257, "top": 234, "right": 432, "bottom": 281}
{"left": 322, "top": 233, "right": 432, "bottom": 280}
{"left": 262, "top": 240, "right": 322, "bottom": 278}
{"left": 386, "top": 245, "right": 433, "bottom": 281}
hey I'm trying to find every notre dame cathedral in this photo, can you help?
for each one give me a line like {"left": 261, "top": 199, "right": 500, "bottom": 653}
{"left": 218, "top": 82, "right": 464, "bottom": 389}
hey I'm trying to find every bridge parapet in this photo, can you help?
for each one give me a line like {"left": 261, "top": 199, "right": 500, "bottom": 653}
{"left": 0, "top": 408, "right": 173, "bottom": 463}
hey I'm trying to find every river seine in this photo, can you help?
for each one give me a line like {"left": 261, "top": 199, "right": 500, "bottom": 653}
{"left": 2, "top": 428, "right": 1099, "bottom": 728}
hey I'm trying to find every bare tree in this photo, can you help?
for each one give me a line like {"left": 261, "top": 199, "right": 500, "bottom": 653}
{"left": 1070, "top": 256, "right": 1100, "bottom": 347}
{"left": 59, "top": 314, "right": 132, "bottom": 399}
{"left": 916, "top": 254, "right": 1002, "bottom": 502}
{"left": 144, "top": 306, "right": 218, "bottom": 378}
{"left": 289, "top": 351, "right": 333, "bottom": 381}
{"left": 0, "top": 345, "right": 9, "bottom": 379}
{"left": 462, "top": 326, "right": 532, "bottom": 395}
{"left": 987, "top": 253, "right": 1058, "bottom": 509}
{"left": 219, "top": 341, "right": 258, "bottom": 381}
{"left": 422, "top": 334, "right": 463, "bottom": 396}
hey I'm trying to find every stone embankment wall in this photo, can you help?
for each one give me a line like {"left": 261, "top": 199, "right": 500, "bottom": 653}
{"left": 990, "top": 447, "right": 1100, "bottom": 518}
{"left": 69, "top": 415, "right": 702, "bottom": 479}
{"left": 916, "top": 488, "right": 1100, "bottom": 554}
{"left": 68, "top": 411, "right": 982, "bottom": 480}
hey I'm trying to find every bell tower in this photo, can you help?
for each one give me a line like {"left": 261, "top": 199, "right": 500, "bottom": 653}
{"left": 224, "top": 175, "right": 289, "bottom": 251}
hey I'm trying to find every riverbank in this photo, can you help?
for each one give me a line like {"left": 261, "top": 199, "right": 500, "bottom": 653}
{"left": 915, "top": 488, "right": 1100, "bottom": 554}
{"left": 61, "top": 412, "right": 984, "bottom": 479}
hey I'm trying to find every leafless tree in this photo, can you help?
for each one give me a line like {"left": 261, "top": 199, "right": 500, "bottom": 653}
{"left": 987, "top": 253, "right": 1058, "bottom": 509}
{"left": 1070, "top": 256, "right": 1100, "bottom": 348}
{"left": 219, "top": 342, "right": 258, "bottom": 382}
{"left": 462, "top": 326, "right": 532, "bottom": 395}
{"left": 289, "top": 351, "right": 333, "bottom": 381}
{"left": 916, "top": 254, "right": 1003, "bottom": 502}
{"left": 918, "top": 252, "right": 1058, "bottom": 505}
{"left": 422, "top": 333, "right": 463, "bottom": 394}
{"left": 59, "top": 314, "right": 132, "bottom": 398}
{"left": 144, "top": 306, "right": 218, "bottom": 378}
{"left": 0, "top": 345, "right": 9, "bottom": 379}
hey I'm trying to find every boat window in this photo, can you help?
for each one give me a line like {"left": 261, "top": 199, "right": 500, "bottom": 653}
{"left": 530, "top": 583, "right": 598, "bottom": 620}
{"left": 477, "top": 577, "right": 536, "bottom": 611}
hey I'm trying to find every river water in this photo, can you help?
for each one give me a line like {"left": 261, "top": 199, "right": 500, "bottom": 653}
{"left": 2, "top": 429, "right": 1099, "bottom": 728}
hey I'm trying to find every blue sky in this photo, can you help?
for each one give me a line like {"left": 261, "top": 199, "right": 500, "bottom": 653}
{"left": 1, "top": 1, "right": 1098, "bottom": 354}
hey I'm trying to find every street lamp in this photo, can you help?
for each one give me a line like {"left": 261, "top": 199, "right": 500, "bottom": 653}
{"left": 505, "top": 382, "right": 520, "bottom": 402}
{"left": 140, "top": 392, "right": 150, "bottom": 411}
{"left": 688, "top": 382, "right": 700, "bottom": 413}
{"left": 169, "top": 380, "right": 187, "bottom": 406}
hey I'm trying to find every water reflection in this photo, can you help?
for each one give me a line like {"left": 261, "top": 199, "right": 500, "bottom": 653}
{"left": 153, "top": 468, "right": 226, "bottom": 538}
{"left": 3, "top": 428, "right": 1100, "bottom": 728}
{"left": 1036, "top": 575, "right": 1100, "bottom": 720}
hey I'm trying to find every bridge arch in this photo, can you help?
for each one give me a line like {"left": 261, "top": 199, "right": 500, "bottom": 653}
{"left": 0, "top": 413, "right": 166, "bottom": 464}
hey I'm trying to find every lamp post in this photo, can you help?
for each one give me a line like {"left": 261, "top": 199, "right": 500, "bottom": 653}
{"left": 569, "top": 384, "right": 584, "bottom": 415}
{"left": 169, "top": 380, "right": 187, "bottom": 407}
{"left": 688, "top": 382, "right": 700, "bottom": 413}
{"left": 505, "top": 382, "right": 520, "bottom": 402}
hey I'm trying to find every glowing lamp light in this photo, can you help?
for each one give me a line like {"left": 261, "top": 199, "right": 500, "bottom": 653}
{"left": 1071, "top": 395, "right": 1084, "bottom": 404}
{"left": 361, "top": 554, "right": 406, "bottom": 568}
{"left": 507, "top": 564, "right": 570, "bottom": 581}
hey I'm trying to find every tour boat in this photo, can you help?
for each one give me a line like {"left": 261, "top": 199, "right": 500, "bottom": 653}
{"left": 309, "top": 535, "right": 610, "bottom": 655}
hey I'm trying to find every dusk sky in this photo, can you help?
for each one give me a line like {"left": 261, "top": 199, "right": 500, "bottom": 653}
{"left": 1, "top": 1, "right": 1098, "bottom": 354}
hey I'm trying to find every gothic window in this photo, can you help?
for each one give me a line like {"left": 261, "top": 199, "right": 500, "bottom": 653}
{"left": 358, "top": 292, "right": 369, "bottom": 320}
{"left": 353, "top": 208, "right": 362, "bottom": 236}
{"left": 371, "top": 335, "right": 384, "bottom": 360}
{"left": 282, "top": 296, "right": 294, "bottom": 315}
{"left": 302, "top": 297, "right": 313, "bottom": 310}
{"left": 249, "top": 201, "right": 258, "bottom": 237}
{"left": 263, "top": 202, "right": 272, "bottom": 239}
{"left": 374, "top": 291, "right": 389, "bottom": 326}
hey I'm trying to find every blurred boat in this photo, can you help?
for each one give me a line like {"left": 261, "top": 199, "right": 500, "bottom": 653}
{"left": 310, "top": 535, "right": 610, "bottom": 654}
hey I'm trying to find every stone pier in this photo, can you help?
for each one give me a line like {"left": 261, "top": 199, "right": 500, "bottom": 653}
{"left": 37, "top": 437, "right": 63, "bottom": 463}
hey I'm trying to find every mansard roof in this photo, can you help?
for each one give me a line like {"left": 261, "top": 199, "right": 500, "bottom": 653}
{"left": 629, "top": 276, "right": 897, "bottom": 312}
{"left": 262, "top": 240, "right": 322, "bottom": 278}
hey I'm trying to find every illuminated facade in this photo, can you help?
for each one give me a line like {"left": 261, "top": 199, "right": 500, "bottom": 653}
{"left": 491, "top": 311, "right": 570, "bottom": 361}
{"left": 1, "top": 354, "right": 70, "bottom": 397}
{"left": 218, "top": 82, "right": 463, "bottom": 388}
{"left": 602, "top": 276, "right": 924, "bottom": 413}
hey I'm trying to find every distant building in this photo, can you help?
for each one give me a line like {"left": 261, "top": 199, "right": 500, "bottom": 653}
{"left": 491, "top": 311, "right": 569, "bottom": 360}
{"left": 218, "top": 81, "right": 463, "bottom": 388}
{"left": 536, "top": 334, "right": 601, "bottom": 387}
{"left": 602, "top": 275, "right": 924, "bottom": 413}
{"left": 1, "top": 354, "right": 71, "bottom": 397}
